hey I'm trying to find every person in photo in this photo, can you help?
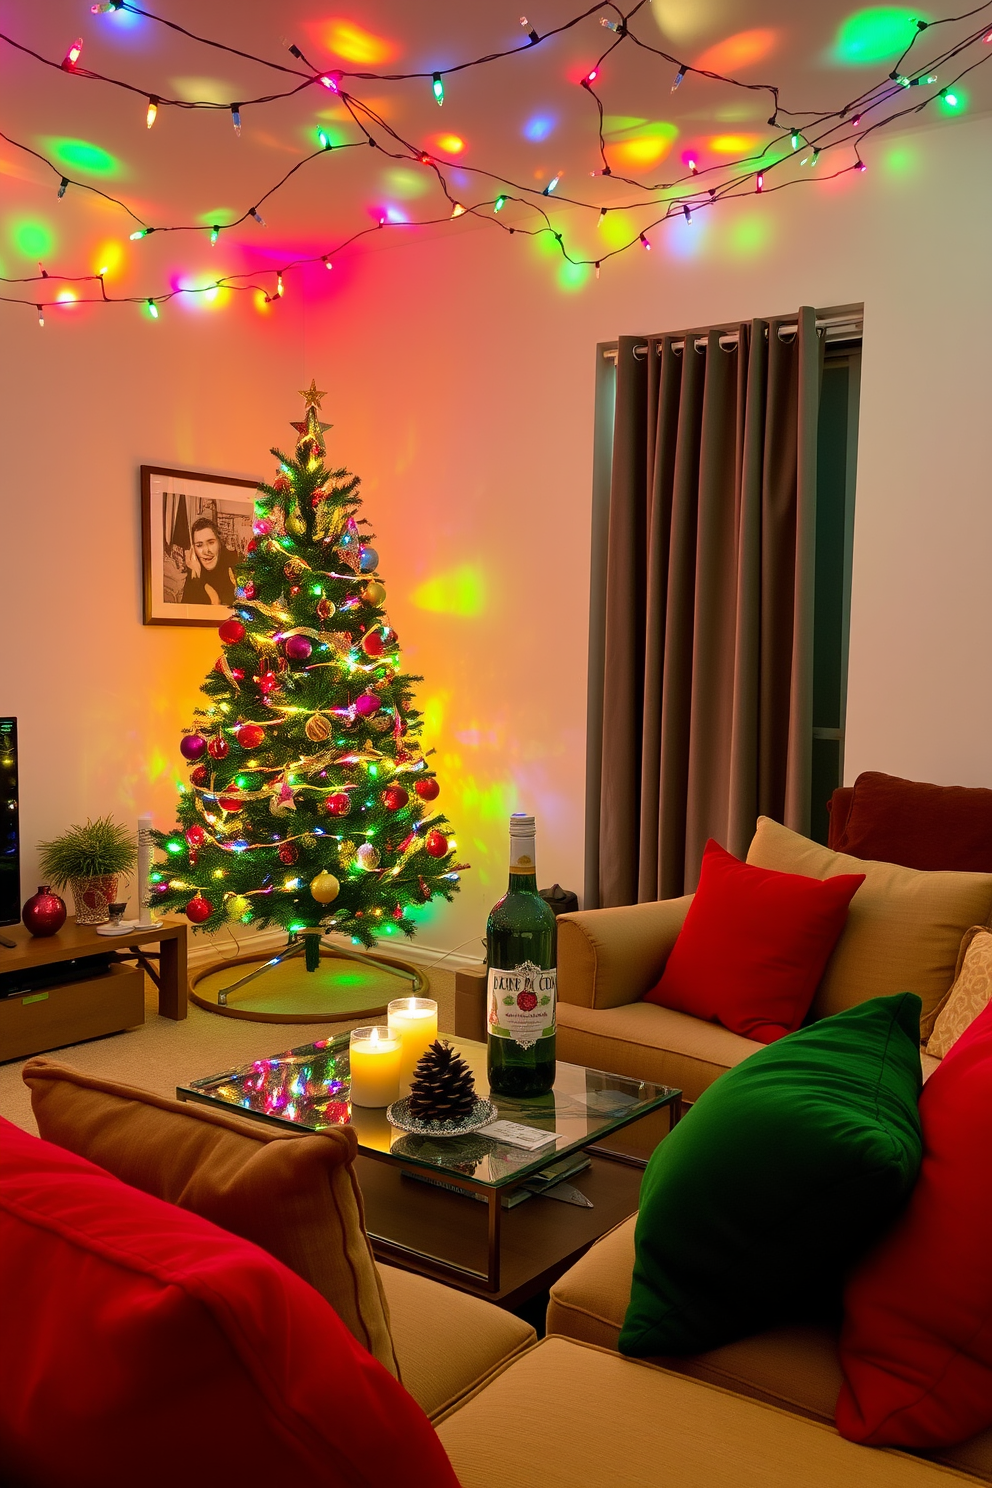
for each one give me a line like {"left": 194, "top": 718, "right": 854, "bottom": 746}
{"left": 180, "top": 516, "right": 239, "bottom": 606}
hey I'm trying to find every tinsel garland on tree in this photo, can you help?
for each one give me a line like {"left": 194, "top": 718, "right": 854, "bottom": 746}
{"left": 150, "top": 382, "right": 465, "bottom": 960}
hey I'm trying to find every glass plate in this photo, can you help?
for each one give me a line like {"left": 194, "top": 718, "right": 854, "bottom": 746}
{"left": 386, "top": 1095, "right": 497, "bottom": 1138}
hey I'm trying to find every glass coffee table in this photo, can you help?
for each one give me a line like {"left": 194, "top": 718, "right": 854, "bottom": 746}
{"left": 177, "top": 1035, "right": 681, "bottom": 1301}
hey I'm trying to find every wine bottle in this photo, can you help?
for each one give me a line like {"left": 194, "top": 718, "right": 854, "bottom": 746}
{"left": 486, "top": 813, "right": 557, "bottom": 1098}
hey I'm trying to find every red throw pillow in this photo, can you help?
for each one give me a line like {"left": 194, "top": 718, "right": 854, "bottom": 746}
{"left": 836, "top": 998, "right": 992, "bottom": 1449}
{"left": 0, "top": 1117, "right": 458, "bottom": 1488}
{"left": 643, "top": 839, "right": 864, "bottom": 1043}
{"left": 835, "top": 770, "right": 992, "bottom": 872}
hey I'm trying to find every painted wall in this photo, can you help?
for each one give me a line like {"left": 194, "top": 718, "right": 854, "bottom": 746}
{"left": 3, "top": 109, "right": 990, "bottom": 955}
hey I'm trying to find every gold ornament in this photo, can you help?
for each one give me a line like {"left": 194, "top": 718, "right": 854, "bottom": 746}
{"left": 371, "top": 714, "right": 392, "bottom": 733}
{"left": 226, "top": 895, "right": 251, "bottom": 921}
{"left": 286, "top": 507, "right": 306, "bottom": 537}
{"left": 305, "top": 713, "right": 331, "bottom": 742}
{"left": 299, "top": 379, "right": 328, "bottom": 410}
{"left": 356, "top": 843, "right": 381, "bottom": 871}
{"left": 364, "top": 580, "right": 386, "bottom": 606}
{"left": 338, "top": 839, "right": 357, "bottom": 868}
{"left": 301, "top": 832, "right": 318, "bottom": 849}
{"left": 328, "top": 632, "right": 352, "bottom": 656}
{"left": 310, "top": 870, "right": 340, "bottom": 904}
{"left": 284, "top": 557, "right": 306, "bottom": 579}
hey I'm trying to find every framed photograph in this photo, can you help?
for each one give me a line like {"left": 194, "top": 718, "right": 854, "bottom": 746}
{"left": 141, "top": 465, "right": 259, "bottom": 627}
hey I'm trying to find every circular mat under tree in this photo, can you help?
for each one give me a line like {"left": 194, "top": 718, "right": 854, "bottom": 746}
{"left": 190, "top": 941, "right": 428, "bottom": 1023}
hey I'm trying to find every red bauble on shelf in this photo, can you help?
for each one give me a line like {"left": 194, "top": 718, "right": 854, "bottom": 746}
{"left": 325, "top": 793, "right": 352, "bottom": 817}
{"left": 185, "top": 895, "right": 213, "bottom": 924}
{"left": 415, "top": 778, "right": 440, "bottom": 802}
{"left": 424, "top": 830, "right": 448, "bottom": 858}
{"left": 219, "top": 618, "right": 245, "bottom": 645}
{"left": 236, "top": 724, "right": 265, "bottom": 750}
{"left": 208, "top": 736, "right": 229, "bottom": 760}
{"left": 382, "top": 786, "right": 409, "bottom": 812}
{"left": 22, "top": 885, "right": 67, "bottom": 937}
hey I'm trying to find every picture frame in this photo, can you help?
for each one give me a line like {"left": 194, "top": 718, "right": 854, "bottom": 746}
{"left": 141, "top": 465, "right": 259, "bottom": 627}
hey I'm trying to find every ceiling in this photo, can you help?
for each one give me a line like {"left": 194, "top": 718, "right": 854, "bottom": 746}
{"left": 1, "top": 0, "right": 987, "bottom": 311}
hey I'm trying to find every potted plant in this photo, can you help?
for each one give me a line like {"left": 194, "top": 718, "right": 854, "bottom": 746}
{"left": 37, "top": 816, "right": 138, "bottom": 926}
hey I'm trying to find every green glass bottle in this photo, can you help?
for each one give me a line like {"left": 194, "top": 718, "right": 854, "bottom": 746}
{"left": 486, "top": 813, "right": 557, "bottom": 1098}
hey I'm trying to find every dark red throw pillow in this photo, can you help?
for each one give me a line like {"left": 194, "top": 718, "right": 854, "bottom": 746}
{"left": 643, "top": 839, "right": 864, "bottom": 1043}
{"left": 836, "top": 998, "right": 992, "bottom": 1449}
{"left": 0, "top": 1117, "right": 459, "bottom": 1488}
{"left": 834, "top": 770, "right": 992, "bottom": 872}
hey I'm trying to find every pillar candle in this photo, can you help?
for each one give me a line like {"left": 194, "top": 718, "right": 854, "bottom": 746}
{"left": 349, "top": 1026, "right": 402, "bottom": 1108}
{"left": 387, "top": 996, "right": 439, "bottom": 1095}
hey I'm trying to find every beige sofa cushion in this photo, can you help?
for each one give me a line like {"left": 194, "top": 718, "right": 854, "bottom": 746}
{"left": 436, "top": 1336, "right": 975, "bottom": 1487}
{"left": 927, "top": 927, "right": 992, "bottom": 1058}
{"left": 747, "top": 817, "right": 992, "bottom": 1037}
{"left": 557, "top": 998, "right": 761, "bottom": 1102}
{"left": 558, "top": 897, "right": 693, "bottom": 1010}
{"left": 22, "top": 1057, "right": 398, "bottom": 1377}
{"left": 378, "top": 1264, "right": 534, "bottom": 1420}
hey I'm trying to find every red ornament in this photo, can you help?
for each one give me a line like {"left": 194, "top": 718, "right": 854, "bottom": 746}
{"left": 253, "top": 518, "right": 273, "bottom": 536}
{"left": 185, "top": 825, "right": 205, "bottom": 849}
{"left": 382, "top": 786, "right": 409, "bottom": 812}
{"left": 354, "top": 693, "right": 380, "bottom": 717}
{"left": 22, "top": 885, "right": 67, "bottom": 937}
{"left": 415, "top": 778, "right": 440, "bottom": 802}
{"left": 219, "top": 618, "right": 245, "bottom": 645}
{"left": 180, "top": 734, "right": 207, "bottom": 762}
{"left": 316, "top": 598, "right": 332, "bottom": 620}
{"left": 185, "top": 895, "right": 213, "bottom": 924}
{"left": 285, "top": 634, "right": 312, "bottom": 662}
{"left": 236, "top": 723, "right": 265, "bottom": 749}
{"left": 392, "top": 904, "right": 404, "bottom": 921}
{"left": 416, "top": 875, "right": 431, "bottom": 903}
{"left": 246, "top": 538, "right": 258, "bottom": 555}
{"left": 361, "top": 631, "right": 385, "bottom": 658}
{"left": 424, "top": 830, "right": 448, "bottom": 858}
{"left": 278, "top": 842, "right": 299, "bottom": 865}
{"left": 218, "top": 787, "right": 241, "bottom": 812}
{"left": 213, "top": 657, "right": 225, "bottom": 673}
{"left": 273, "top": 475, "right": 291, "bottom": 493}
{"left": 325, "top": 793, "right": 352, "bottom": 817}
{"left": 231, "top": 668, "right": 245, "bottom": 682}
{"left": 242, "top": 582, "right": 256, "bottom": 600}
{"left": 208, "top": 736, "right": 229, "bottom": 760}
{"left": 190, "top": 764, "right": 210, "bottom": 788}
{"left": 258, "top": 670, "right": 278, "bottom": 694}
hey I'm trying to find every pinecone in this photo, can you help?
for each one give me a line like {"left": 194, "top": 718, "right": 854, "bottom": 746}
{"left": 407, "top": 1040, "right": 477, "bottom": 1122}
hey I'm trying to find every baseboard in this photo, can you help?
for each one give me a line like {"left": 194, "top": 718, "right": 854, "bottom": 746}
{"left": 185, "top": 924, "right": 484, "bottom": 974}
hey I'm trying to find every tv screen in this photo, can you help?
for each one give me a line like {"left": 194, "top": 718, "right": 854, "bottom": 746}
{"left": 0, "top": 719, "right": 19, "bottom": 928}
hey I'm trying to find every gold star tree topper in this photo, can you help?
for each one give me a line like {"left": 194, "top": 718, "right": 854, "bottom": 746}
{"left": 299, "top": 379, "right": 327, "bottom": 411}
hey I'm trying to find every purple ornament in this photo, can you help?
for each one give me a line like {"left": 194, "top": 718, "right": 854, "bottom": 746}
{"left": 180, "top": 734, "right": 207, "bottom": 761}
{"left": 359, "top": 546, "right": 379, "bottom": 573}
{"left": 285, "top": 634, "right": 313, "bottom": 662}
{"left": 354, "top": 693, "right": 380, "bottom": 716}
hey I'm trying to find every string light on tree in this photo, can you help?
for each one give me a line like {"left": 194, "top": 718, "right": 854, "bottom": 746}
{"left": 146, "top": 97, "right": 159, "bottom": 128}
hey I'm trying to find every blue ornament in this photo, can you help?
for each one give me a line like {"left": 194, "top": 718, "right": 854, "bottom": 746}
{"left": 359, "top": 546, "right": 378, "bottom": 573}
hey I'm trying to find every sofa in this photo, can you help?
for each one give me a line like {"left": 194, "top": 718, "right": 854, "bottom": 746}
{"left": 8, "top": 1061, "right": 987, "bottom": 1487}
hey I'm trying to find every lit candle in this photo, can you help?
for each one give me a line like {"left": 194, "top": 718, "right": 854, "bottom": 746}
{"left": 388, "top": 996, "right": 439, "bottom": 1095}
{"left": 349, "top": 1026, "right": 402, "bottom": 1108}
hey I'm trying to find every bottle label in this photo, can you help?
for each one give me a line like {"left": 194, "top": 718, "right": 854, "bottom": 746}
{"left": 508, "top": 830, "right": 537, "bottom": 876}
{"left": 487, "top": 961, "right": 557, "bottom": 1049}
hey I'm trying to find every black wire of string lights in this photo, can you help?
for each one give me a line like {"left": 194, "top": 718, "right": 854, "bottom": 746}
{"left": 2, "top": 0, "right": 992, "bottom": 319}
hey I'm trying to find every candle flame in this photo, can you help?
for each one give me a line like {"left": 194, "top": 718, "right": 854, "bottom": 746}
{"left": 370, "top": 1027, "right": 379, "bottom": 1046}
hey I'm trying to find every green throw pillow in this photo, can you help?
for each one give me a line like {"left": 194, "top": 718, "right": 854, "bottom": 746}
{"left": 619, "top": 993, "right": 923, "bottom": 1358}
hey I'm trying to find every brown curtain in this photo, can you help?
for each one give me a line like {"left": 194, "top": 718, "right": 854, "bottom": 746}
{"left": 587, "top": 308, "right": 822, "bottom": 908}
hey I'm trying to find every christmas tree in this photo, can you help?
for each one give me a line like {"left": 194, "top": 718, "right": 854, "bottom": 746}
{"left": 151, "top": 382, "right": 464, "bottom": 968}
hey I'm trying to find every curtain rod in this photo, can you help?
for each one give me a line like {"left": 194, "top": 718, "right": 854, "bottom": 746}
{"left": 600, "top": 309, "right": 863, "bottom": 362}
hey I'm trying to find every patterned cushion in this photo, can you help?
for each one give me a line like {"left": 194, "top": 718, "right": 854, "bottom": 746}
{"left": 927, "top": 927, "right": 992, "bottom": 1059}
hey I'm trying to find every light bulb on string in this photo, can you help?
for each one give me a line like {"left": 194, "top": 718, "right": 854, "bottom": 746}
{"left": 494, "top": 194, "right": 507, "bottom": 212}
{"left": 756, "top": 172, "right": 764, "bottom": 192}
{"left": 599, "top": 207, "right": 607, "bottom": 221}
{"left": 146, "top": 299, "right": 159, "bottom": 319}
{"left": 323, "top": 256, "right": 332, "bottom": 270}
{"left": 687, "top": 156, "right": 698, "bottom": 174}
{"left": 210, "top": 225, "right": 220, "bottom": 246}
{"left": 595, "top": 261, "right": 601, "bottom": 278}
{"left": 91, "top": 1, "right": 123, "bottom": 9}
{"left": 57, "top": 177, "right": 69, "bottom": 198}
{"left": 790, "top": 131, "right": 801, "bottom": 150}
{"left": 855, "top": 158, "right": 867, "bottom": 172}
{"left": 543, "top": 173, "right": 560, "bottom": 196}
{"left": 275, "top": 272, "right": 285, "bottom": 298}
{"left": 672, "top": 64, "right": 686, "bottom": 91}
{"left": 940, "top": 87, "right": 959, "bottom": 106}
{"left": 682, "top": 204, "right": 692, "bottom": 224}
{"left": 519, "top": 15, "right": 540, "bottom": 43}
{"left": 601, "top": 16, "right": 622, "bottom": 31}
{"left": 250, "top": 208, "right": 265, "bottom": 226}
{"left": 581, "top": 67, "right": 599, "bottom": 87}
{"left": 432, "top": 72, "right": 444, "bottom": 105}
{"left": 36, "top": 305, "right": 44, "bottom": 328}
{"left": 62, "top": 38, "right": 83, "bottom": 69}
{"left": 320, "top": 71, "right": 343, "bottom": 92}
{"left": 317, "top": 127, "right": 331, "bottom": 150}
{"left": 450, "top": 202, "right": 466, "bottom": 218}
{"left": 231, "top": 105, "right": 242, "bottom": 136}
{"left": 852, "top": 114, "right": 862, "bottom": 128}
{"left": 129, "top": 227, "right": 152, "bottom": 240}
{"left": 146, "top": 97, "right": 159, "bottom": 129}
{"left": 640, "top": 232, "right": 650, "bottom": 250}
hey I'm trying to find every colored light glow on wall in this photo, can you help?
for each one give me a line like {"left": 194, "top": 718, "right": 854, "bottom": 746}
{"left": 695, "top": 29, "right": 779, "bottom": 73}
{"left": 558, "top": 260, "right": 591, "bottom": 291}
{"left": 833, "top": 8, "right": 924, "bottom": 64}
{"left": 384, "top": 167, "right": 430, "bottom": 198}
{"left": 56, "top": 290, "right": 77, "bottom": 304}
{"left": 667, "top": 213, "right": 707, "bottom": 260}
{"left": 11, "top": 219, "right": 53, "bottom": 257}
{"left": 727, "top": 211, "right": 772, "bottom": 257}
{"left": 94, "top": 240, "right": 124, "bottom": 276}
{"left": 411, "top": 564, "right": 486, "bottom": 617}
{"left": 171, "top": 76, "right": 234, "bottom": 104}
{"left": 597, "top": 208, "right": 638, "bottom": 250}
{"left": 45, "top": 138, "right": 119, "bottom": 177}
{"left": 434, "top": 134, "right": 465, "bottom": 155}
{"left": 318, "top": 19, "right": 397, "bottom": 65}
{"left": 382, "top": 204, "right": 408, "bottom": 223}
{"left": 523, "top": 114, "right": 556, "bottom": 141}
{"left": 708, "top": 132, "right": 762, "bottom": 154}
{"left": 604, "top": 117, "right": 679, "bottom": 169}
